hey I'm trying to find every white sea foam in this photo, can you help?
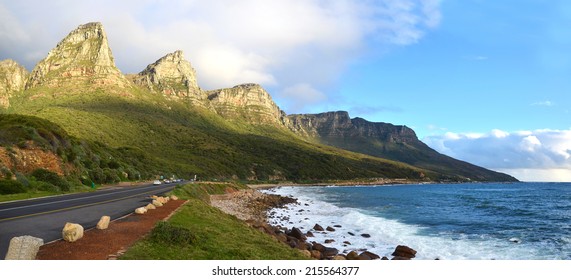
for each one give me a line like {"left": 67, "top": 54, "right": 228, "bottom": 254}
{"left": 263, "top": 186, "right": 547, "bottom": 260}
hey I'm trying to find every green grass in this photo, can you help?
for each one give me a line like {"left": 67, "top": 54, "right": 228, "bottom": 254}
{"left": 0, "top": 190, "right": 61, "bottom": 203}
{"left": 120, "top": 183, "right": 309, "bottom": 260}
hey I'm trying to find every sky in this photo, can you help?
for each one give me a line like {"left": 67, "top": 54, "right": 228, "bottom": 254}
{"left": 1, "top": 0, "right": 570, "bottom": 182}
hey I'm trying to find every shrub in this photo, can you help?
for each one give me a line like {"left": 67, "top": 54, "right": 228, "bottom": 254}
{"left": 33, "top": 181, "right": 60, "bottom": 192}
{"left": 31, "top": 168, "right": 71, "bottom": 192}
{"left": 103, "top": 168, "right": 120, "bottom": 183}
{"left": 149, "top": 221, "right": 197, "bottom": 246}
{"left": 15, "top": 172, "right": 30, "bottom": 187}
{"left": 0, "top": 180, "right": 27, "bottom": 194}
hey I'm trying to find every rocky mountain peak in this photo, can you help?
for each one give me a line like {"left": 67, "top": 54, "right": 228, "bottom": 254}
{"left": 132, "top": 50, "right": 202, "bottom": 100}
{"left": 25, "top": 22, "right": 129, "bottom": 89}
{"left": 207, "top": 83, "right": 289, "bottom": 125}
{"left": 0, "top": 59, "right": 29, "bottom": 107}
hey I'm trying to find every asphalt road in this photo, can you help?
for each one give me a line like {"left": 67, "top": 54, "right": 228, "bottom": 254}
{"left": 0, "top": 181, "right": 181, "bottom": 258}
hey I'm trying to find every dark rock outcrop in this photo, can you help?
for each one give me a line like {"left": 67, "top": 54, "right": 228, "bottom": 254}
{"left": 391, "top": 245, "right": 417, "bottom": 260}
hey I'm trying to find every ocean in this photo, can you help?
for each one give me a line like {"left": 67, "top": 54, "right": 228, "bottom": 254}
{"left": 262, "top": 182, "right": 571, "bottom": 260}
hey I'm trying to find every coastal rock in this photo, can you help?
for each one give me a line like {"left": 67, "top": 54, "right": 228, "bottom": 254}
{"left": 288, "top": 227, "right": 307, "bottom": 241}
{"left": 346, "top": 251, "right": 360, "bottom": 260}
{"left": 296, "top": 242, "right": 310, "bottom": 251}
{"left": 276, "top": 233, "right": 288, "bottom": 243}
{"left": 62, "top": 223, "right": 84, "bottom": 242}
{"left": 323, "top": 247, "right": 339, "bottom": 258}
{"left": 313, "top": 224, "right": 324, "bottom": 231}
{"left": 509, "top": 237, "right": 521, "bottom": 243}
{"left": 325, "top": 239, "right": 335, "bottom": 244}
{"left": 312, "top": 242, "right": 325, "bottom": 252}
{"left": 360, "top": 251, "right": 380, "bottom": 260}
{"left": 392, "top": 245, "right": 417, "bottom": 259}
{"left": 358, "top": 254, "right": 372, "bottom": 260}
{"left": 333, "top": 255, "right": 346, "bottom": 260}
{"left": 310, "top": 250, "right": 322, "bottom": 259}
{"left": 326, "top": 226, "right": 336, "bottom": 232}
{"left": 300, "top": 250, "right": 312, "bottom": 258}
{"left": 96, "top": 216, "right": 110, "bottom": 230}
{"left": 361, "top": 233, "right": 371, "bottom": 238}
{"left": 306, "top": 231, "right": 314, "bottom": 237}
{"left": 4, "top": 236, "right": 44, "bottom": 260}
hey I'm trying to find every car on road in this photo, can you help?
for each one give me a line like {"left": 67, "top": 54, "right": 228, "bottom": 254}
{"left": 153, "top": 180, "right": 162, "bottom": 185}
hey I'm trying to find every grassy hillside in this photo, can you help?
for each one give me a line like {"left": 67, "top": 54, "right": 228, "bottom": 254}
{"left": 3, "top": 85, "right": 435, "bottom": 183}
{"left": 0, "top": 113, "right": 171, "bottom": 198}
{"left": 121, "top": 182, "right": 309, "bottom": 260}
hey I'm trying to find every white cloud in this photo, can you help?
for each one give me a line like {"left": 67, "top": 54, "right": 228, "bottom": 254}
{"left": 278, "top": 83, "right": 327, "bottom": 112}
{"left": 0, "top": 0, "right": 441, "bottom": 111}
{"left": 423, "top": 129, "right": 571, "bottom": 182}
{"left": 531, "top": 100, "right": 554, "bottom": 106}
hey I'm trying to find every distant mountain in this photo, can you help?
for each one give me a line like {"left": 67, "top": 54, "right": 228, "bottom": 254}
{"left": 0, "top": 22, "right": 517, "bottom": 183}
{"left": 288, "top": 111, "right": 515, "bottom": 182}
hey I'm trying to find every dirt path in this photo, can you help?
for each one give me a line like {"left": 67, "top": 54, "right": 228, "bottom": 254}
{"left": 36, "top": 199, "right": 186, "bottom": 260}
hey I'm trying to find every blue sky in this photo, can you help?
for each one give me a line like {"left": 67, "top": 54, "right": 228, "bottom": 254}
{"left": 1, "top": 0, "right": 570, "bottom": 181}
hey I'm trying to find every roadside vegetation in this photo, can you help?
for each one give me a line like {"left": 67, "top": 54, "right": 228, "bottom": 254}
{"left": 0, "top": 114, "right": 180, "bottom": 201}
{"left": 120, "top": 182, "right": 309, "bottom": 260}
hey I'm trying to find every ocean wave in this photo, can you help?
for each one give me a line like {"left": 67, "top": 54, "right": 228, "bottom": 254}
{"left": 263, "top": 186, "right": 550, "bottom": 260}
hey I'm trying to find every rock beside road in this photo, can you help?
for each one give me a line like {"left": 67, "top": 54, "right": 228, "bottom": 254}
{"left": 62, "top": 223, "right": 84, "bottom": 242}
{"left": 96, "top": 216, "right": 110, "bottom": 230}
{"left": 4, "top": 236, "right": 44, "bottom": 260}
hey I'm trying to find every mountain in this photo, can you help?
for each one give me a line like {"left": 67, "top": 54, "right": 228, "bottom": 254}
{"left": 25, "top": 22, "right": 130, "bottom": 90}
{"left": 288, "top": 111, "right": 515, "bottom": 182}
{"left": 131, "top": 50, "right": 205, "bottom": 104}
{"left": 0, "top": 22, "right": 517, "bottom": 184}
{"left": 207, "top": 83, "right": 290, "bottom": 126}
{"left": 0, "top": 60, "right": 28, "bottom": 107}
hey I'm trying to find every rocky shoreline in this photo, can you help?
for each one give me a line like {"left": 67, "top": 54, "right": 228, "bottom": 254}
{"left": 210, "top": 188, "right": 418, "bottom": 260}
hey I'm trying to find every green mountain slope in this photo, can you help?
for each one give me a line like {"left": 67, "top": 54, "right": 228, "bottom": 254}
{"left": 0, "top": 22, "right": 517, "bottom": 184}
{"left": 3, "top": 87, "right": 431, "bottom": 182}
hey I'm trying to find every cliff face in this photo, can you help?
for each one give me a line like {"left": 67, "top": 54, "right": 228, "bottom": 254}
{"left": 25, "top": 22, "right": 129, "bottom": 89}
{"left": 132, "top": 50, "right": 205, "bottom": 102}
{"left": 0, "top": 60, "right": 29, "bottom": 107}
{"left": 288, "top": 111, "right": 417, "bottom": 144}
{"left": 288, "top": 111, "right": 516, "bottom": 182}
{"left": 207, "top": 84, "right": 290, "bottom": 126}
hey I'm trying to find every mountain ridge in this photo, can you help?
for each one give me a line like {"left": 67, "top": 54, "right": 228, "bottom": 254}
{"left": 0, "top": 22, "right": 517, "bottom": 183}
